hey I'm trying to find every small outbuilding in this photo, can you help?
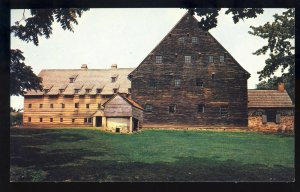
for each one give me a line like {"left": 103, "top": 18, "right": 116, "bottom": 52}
{"left": 102, "top": 93, "right": 144, "bottom": 133}
{"left": 248, "top": 83, "right": 294, "bottom": 131}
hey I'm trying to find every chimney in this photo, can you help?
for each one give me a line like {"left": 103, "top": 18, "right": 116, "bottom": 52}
{"left": 278, "top": 82, "right": 285, "bottom": 92}
{"left": 111, "top": 64, "right": 117, "bottom": 69}
{"left": 81, "top": 64, "right": 88, "bottom": 70}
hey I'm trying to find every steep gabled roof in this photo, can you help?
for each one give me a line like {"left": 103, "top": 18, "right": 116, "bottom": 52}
{"left": 248, "top": 90, "right": 293, "bottom": 108}
{"left": 129, "top": 11, "right": 250, "bottom": 78}
{"left": 103, "top": 93, "right": 144, "bottom": 110}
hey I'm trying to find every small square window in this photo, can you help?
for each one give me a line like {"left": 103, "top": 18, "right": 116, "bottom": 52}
{"left": 28, "top": 117, "right": 31, "bottom": 122}
{"left": 86, "top": 104, "right": 90, "bottom": 108}
{"left": 156, "top": 56, "right": 162, "bottom": 64}
{"left": 220, "top": 106, "right": 228, "bottom": 117}
{"left": 40, "top": 118, "right": 43, "bottom": 122}
{"left": 175, "top": 79, "right": 181, "bottom": 88}
{"left": 185, "top": 56, "right": 191, "bottom": 64}
{"left": 75, "top": 103, "right": 79, "bottom": 108}
{"left": 69, "top": 78, "right": 74, "bottom": 83}
{"left": 192, "top": 37, "right": 198, "bottom": 44}
{"left": 39, "top": 104, "right": 43, "bottom": 108}
{"left": 74, "top": 89, "right": 80, "bottom": 94}
{"left": 60, "top": 118, "right": 63, "bottom": 122}
{"left": 209, "top": 56, "right": 214, "bottom": 63}
{"left": 169, "top": 105, "right": 177, "bottom": 113}
{"left": 111, "top": 77, "right": 116, "bottom": 83}
{"left": 50, "top": 104, "right": 53, "bottom": 108}
{"left": 72, "top": 118, "right": 75, "bottom": 123}
{"left": 197, "top": 104, "right": 205, "bottom": 113}
{"left": 145, "top": 104, "right": 153, "bottom": 112}
{"left": 50, "top": 118, "right": 53, "bottom": 122}
{"left": 28, "top": 104, "right": 32, "bottom": 108}
{"left": 220, "top": 55, "right": 224, "bottom": 62}
{"left": 61, "top": 103, "right": 65, "bottom": 108}
{"left": 149, "top": 79, "right": 156, "bottom": 87}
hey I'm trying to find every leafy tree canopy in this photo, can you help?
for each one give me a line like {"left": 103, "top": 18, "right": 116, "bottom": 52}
{"left": 10, "top": 8, "right": 89, "bottom": 96}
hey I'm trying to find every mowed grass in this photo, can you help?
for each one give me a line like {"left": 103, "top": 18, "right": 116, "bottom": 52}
{"left": 10, "top": 128, "right": 294, "bottom": 182}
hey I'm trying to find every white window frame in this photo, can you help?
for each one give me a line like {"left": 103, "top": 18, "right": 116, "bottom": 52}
{"left": 155, "top": 56, "right": 163, "bottom": 64}
{"left": 185, "top": 56, "right": 191, "bottom": 64}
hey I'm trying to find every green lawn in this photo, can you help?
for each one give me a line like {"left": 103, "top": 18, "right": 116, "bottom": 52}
{"left": 10, "top": 128, "right": 294, "bottom": 181}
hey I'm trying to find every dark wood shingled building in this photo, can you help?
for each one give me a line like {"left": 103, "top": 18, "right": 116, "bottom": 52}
{"left": 129, "top": 12, "right": 250, "bottom": 128}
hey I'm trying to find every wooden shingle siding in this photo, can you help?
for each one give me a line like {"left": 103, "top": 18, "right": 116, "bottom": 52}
{"left": 130, "top": 13, "right": 249, "bottom": 127}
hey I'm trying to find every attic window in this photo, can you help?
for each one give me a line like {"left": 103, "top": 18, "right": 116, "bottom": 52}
{"left": 220, "top": 55, "right": 225, "bottom": 62}
{"left": 111, "top": 77, "right": 116, "bottom": 83}
{"left": 69, "top": 78, "right": 75, "bottom": 83}
{"left": 192, "top": 37, "right": 198, "bottom": 44}
{"left": 85, "top": 89, "right": 91, "bottom": 93}
{"left": 113, "top": 88, "right": 118, "bottom": 93}
{"left": 155, "top": 56, "right": 162, "bottom": 64}
{"left": 96, "top": 89, "right": 102, "bottom": 94}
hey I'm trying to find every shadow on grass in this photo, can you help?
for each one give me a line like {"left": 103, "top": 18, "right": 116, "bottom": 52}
{"left": 10, "top": 128, "right": 295, "bottom": 182}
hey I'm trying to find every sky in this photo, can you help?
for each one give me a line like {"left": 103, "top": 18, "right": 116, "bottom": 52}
{"left": 10, "top": 8, "right": 287, "bottom": 110}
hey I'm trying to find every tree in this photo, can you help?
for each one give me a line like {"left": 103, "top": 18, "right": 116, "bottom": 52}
{"left": 10, "top": 8, "right": 89, "bottom": 96}
{"left": 187, "top": 8, "right": 264, "bottom": 31}
{"left": 249, "top": 8, "right": 294, "bottom": 98}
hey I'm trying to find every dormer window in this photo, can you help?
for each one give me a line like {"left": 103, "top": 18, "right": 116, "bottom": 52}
{"left": 111, "top": 77, "right": 116, "bottom": 83}
{"left": 113, "top": 88, "right": 118, "bottom": 93}
{"left": 69, "top": 74, "right": 78, "bottom": 83}
{"left": 96, "top": 89, "right": 102, "bottom": 94}
{"left": 59, "top": 89, "right": 64, "bottom": 94}
{"left": 74, "top": 89, "right": 80, "bottom": 94}
{"left": 85, "top": 89, "right": 91, "bottom": 93}
{"left": 69, "top": 78, "right": 74, "bottom": 83}
{"left": 44, "top": 89, "right": 49, "bottom": 94}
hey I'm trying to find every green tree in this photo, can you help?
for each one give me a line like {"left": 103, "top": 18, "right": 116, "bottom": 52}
{"left": 10, "top": 8, "right": 89, "bottom": 96}
{"left": 249, "top": 9, "right": 294, "bottom": 92}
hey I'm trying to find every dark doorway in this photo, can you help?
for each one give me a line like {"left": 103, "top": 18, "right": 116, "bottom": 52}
{"left": 95, "top": 116, "right": 102, "bottom": 127}
{"left": 133, "top": 118, "right": 139, "bottom": 131}
{"left": 116, "top": 128, "right": 120, "bottom": 133}
{"left": 266, "top": 110, "right": 276, "bottom": 122}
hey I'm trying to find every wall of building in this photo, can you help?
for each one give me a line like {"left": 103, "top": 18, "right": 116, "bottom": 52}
{"left": 23, "top": 94, "right": 109, "bottom": 127}
{"left": 106, "top": 117, "right": 130, "bottom": 133}
{"left": 131, "top": 14, "right": 249, "bottom": 127}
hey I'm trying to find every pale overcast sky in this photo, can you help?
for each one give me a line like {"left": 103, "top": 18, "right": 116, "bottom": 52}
{"left": 10, "top": 8, "right": 286, "bottom": 110}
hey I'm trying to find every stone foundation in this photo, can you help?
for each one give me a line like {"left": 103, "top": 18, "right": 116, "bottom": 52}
{"left": 248, "top": 116, "right": 294, "bottom": 132}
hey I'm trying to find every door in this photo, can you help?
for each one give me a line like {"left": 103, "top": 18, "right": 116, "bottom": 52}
{"left": 95, "top": 116, "right": 102, "bottom": 127}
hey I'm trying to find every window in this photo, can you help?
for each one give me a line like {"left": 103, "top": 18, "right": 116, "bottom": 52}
{"left": 169, "top": 105, "right": 177, "bottom": 113}
{"left": 175, "top": 79, "right": 181, "bottom": 88}
{"left": 39, "top": 104, "right": 43, "bottom": 108}
{"left": 60, "top": 118, "right": 63, "bottom": 122}
{"left": 155, "top": 56, "right": 162, "bottom": 64}
{"left": 69, "top": 78, "right": 74, "bottom": 83}
{"left": 28, "top": 117, "right": 31, "bottom": 122}
{"left": 149, "top": 79, "right": 156, "bottom": 87}
{"left": 145, "top": 104, "right": 153, "bottom": 112}
{"left": 197, "top": 104, "right": 205, "bottom": 113}
{"left": 220, "top": 106, "right": 228, "bottom": 117}
{"left": 61, "top": 103, "right": 65, "bottom": 108}
{"left": 113, "top": 88, "right": 118, "bottom": 93}
{"left": 85, "top": 89, "right": 91, "bottom": 93}
{"left": 192, "top": 37, "right": 198, "bottom": 44}
{"left": 185, "top": 56, "right": 191, "bottom": 64}
{"left": 72, "top": 118, "right": 75, "bottom": 123}
{"left": 28, "top": 104, "right": 32, "bottom": 108}
{"left": 84, "top": 118, "right": 92, "bottom": 124}
{"left": 209, "top": 56, "right": 214, "bottom": 63}
{"left": 178, "top": 37, "right": 185, "bottom": 44}
{"left": 75, "top": 103, "right": 79, "bottom": 108}
{"left": 211, "top": 73, "right": 215, "bottom": 80}
{"left": 50, "top": 104, "right": 53, "bottom": 108}
{"left": 220, "top": 55, "right": 224, "bottom": 62}
{"left": 98, "top": 103, "right": 102, "bottom": 109}
{"left": 111, "top": 77, "right": 116, "bottom": 83}
{"left": 96, "top": 89, "right": 102, "bottom": 94}
{"left": 50, "top": 118, "right": 53, "bottom": 122}
{"left": 266, "top": 110, "right": 276, "bottom": 122}
{"left": 128, "top": 88, "right": 131, "bottom": 93}
{"left": 40, "top": 118, "right": 43, "bottom": 122}
{"left": 196, "top": 78, "right": 203, "bottom": 87}
{"left": 86, "top": 104, "right": 90, "bottom": 108}
{"left": 44, "top": 89, "right": 49, "bottom": 94}
{"left": 59, "top": 89, "right": 64, "bottom": 94}
{"left": 74, "top": 89, "right": 80, "bottom": 94}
